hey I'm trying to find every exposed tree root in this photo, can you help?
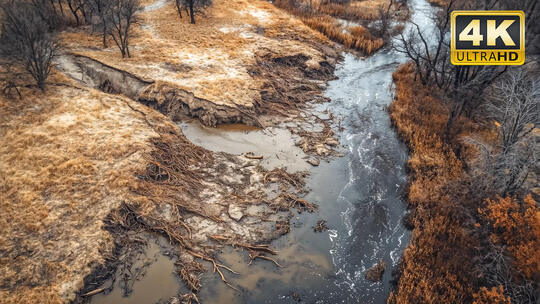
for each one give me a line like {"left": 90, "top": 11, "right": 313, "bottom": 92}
{"left": 89, "top": 124, "right": 315, "bottom": 298}
{"left": 248, "top": 251, "right": 283, "bottom": 268}
{"left": 187, "top": 250, "right": 240, "bottom": 292}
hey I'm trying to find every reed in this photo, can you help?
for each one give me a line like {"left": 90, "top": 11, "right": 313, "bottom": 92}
{"left": 301, "top": 16, "right": 384, "bottom": 54}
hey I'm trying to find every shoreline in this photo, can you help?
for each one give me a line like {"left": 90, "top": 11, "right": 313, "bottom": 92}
{"left": 0, "top": 0, "right": 414, "bottom": 302}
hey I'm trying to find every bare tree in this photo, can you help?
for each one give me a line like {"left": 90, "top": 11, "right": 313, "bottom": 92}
{"left": 0, "top": 1, "right": 59, "bottom": 91}
{"left": 174, "top": 0, "right": 188, "bottom": 19}
{"left": 66, "top": 0, "right": 88, "bottom": 25}
{"left": 467, "top": 69, "right": 539, "bottom": 195}
{"left": 176, "top": 0, "right": 212, "bottom": 24}
{"left": 88, "top": 0, "right": 111, "bottom": 47}
{"left": 374, "top": 0, "right": 394, "bottom": 39}
{"left": 475, "top": 241, "right": 537, "bottom": 304}
{"left": 394, "top": 0, "right": 508, "bottom": 137}
{"left": 109, "top": 0, "right": 140, "bottom": 58}
{"left": 487, "top": 69, "right": 539, "bottom": 154}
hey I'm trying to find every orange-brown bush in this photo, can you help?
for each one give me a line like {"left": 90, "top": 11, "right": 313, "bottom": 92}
{"left": 472, "top": 286, "right": 511, "bottom": 304}
{"left": 479, "top": 195, "right": 540, "bottom": 280}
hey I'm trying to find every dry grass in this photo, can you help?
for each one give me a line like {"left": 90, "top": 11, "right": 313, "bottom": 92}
{"left": 386, "top": 63, "right": 538, "bottom": 303}
{"left": 301, "top": 15, "right": 384, "bottom": 54}
{"left": 427, "top": 0, "right": 449, "bottom": 6}
{"left": 60, "top": 0, "right": 331, "bottom": 109}
{"left": 387, "top": 63, "right": 476, "bottom": 303}
{"left": 273, "top": 0, "right": 389, "bottom": 55}
{"left": 0, "top": 75, "right": 160, "bottom": 303}
{"left": 318, "top": 2, "right": 379, "bottom": 21}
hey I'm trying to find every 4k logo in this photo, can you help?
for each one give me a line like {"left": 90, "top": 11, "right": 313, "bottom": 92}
{"left": 451, "top": 11, "right": 525, "bottom": 65}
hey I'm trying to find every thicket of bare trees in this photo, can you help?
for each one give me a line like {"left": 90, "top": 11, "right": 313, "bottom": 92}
{"left": 394, "top": 0, "right": 540, "bottom": 139}
{"left": 87, "top": 0, "right": 111, "bottom": 47}
{"left": 174, "top": 0, "right": 212, "bottom": 24}
{"left": 469, "top": 69, "right": 539, "bottom": 196}
{"left": 0, "top": 1, "right": 59, "bottom": 91}
{"left": 0, "top": 0, "right": 141, "bottom": 94}
{"left": 394, "top": 0, "right": 511, "bottom": 137}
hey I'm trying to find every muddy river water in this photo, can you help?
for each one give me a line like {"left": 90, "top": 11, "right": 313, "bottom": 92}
{"left": 92, "top": 0, "right": 435, "bottom": 302}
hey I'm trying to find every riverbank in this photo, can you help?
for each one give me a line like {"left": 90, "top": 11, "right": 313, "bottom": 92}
{"left": 0, "top": 67, "right": 320, "bottom": 303}
{"left": 387, "top": 63, "right": 539, "bottom": 303}
{"left": 0, "top": 0, "right": 423, "bottom": 301}
{"left": 60, "top": 0, "right": 340, "bottom": 125}
{"left": 0, "top": 0, "right": 342, "bottom": 302}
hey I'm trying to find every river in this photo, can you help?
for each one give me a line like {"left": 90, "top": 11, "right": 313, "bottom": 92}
{"left": 91, "top": 0, "right": 435, "bottom": 302}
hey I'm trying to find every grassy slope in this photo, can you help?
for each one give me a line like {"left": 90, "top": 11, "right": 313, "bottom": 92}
{"left": 0, "top": 71, "right": 176, "bottom": 302}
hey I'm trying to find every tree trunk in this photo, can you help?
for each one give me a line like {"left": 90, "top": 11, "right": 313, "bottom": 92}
{"left": 175, "top": 1, "right": 182, "bottom": 18}
{"left": 102, "top": 29, "right": 107, "bottom": 48}
{"left": 189, "top": 1, "right": 195, "bottom": 24}
{"left": 67, "top": 1, "right": 80, "bottom": 25}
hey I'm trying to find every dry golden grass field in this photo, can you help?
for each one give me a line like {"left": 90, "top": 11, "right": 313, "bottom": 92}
{"left": 0, "top": 71, "right": 161, "bottom": 302}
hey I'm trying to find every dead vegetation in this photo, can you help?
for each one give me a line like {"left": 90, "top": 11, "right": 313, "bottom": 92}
{"left": 387, "top": 63, "right": 539, "bottom": 304}
{"left": 365, "top": 259, "right": 386, "bottom": 282}
{"left": 300, "top": 15, "right": 384, "bottom": 55}
{"left": 274, "top": 0, "right": 409, "bottom": 55}
{"left": 313, "top": 219, "right": 329, "bottom": 232}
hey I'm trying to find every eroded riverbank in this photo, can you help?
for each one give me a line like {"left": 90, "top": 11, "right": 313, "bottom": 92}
{"left": 0, "top": 0, "right": 434, "bottom": 302}
{"left": 90, "top": 0, "right": 434, "bottom": 301}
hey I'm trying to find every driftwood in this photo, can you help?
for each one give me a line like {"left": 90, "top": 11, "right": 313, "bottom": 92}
{"left": 281, "top": 193, "right": 318, "bottom": 212}
{"left": 209, "top": 235, "right": 282, "bottom": 267}
{"left": 82, "top": 288, "right": 105, "bottom": 297}
{"left": 244, "top": 152, "right": 263, "bottom": 159}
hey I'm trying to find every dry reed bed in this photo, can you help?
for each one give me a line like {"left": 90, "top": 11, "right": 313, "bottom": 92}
{"left": 301, "top": 15, "right": 384, "bottom": 55}
{"left": 274, "top": 0, "right": 386, "bottom": 55}
{"left": 387, "top": 63, "right": 539, "bottom": 303}
{"left": 318, "top": 2, "right": 379, "bottom": 21}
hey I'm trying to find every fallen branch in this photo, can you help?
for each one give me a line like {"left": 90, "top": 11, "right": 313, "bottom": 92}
{"left": 281, "top": 193, "right": 318, "bottom": 212}
{"left": 233, "top": 242, "right": 278, "bottom": 255}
